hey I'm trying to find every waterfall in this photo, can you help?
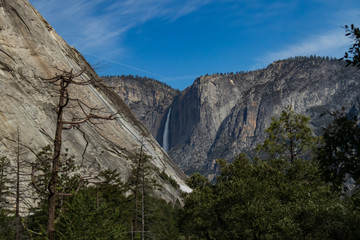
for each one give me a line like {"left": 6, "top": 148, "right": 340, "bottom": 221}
{"left": 162, "top": 108, "right": 171, "bottom": 152}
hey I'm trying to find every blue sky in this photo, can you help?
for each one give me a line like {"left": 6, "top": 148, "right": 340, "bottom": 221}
{"left": 29, "top": 0, "right": 360, "bottom": 90}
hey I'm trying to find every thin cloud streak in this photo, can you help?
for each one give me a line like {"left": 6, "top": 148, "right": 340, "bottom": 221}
{"left": 84, "top": 52, "right": 169, "bottom": 80}
{"left": 259, "top": 8, "right": 360, "bottom": 65}
{"left": 85, "top": 52, "right": 200, "bottom": 85}
{"left": 260, "top": 29, "right": 352, "bottom": 65}
{"left": 29, "top": 0, "right": 212, "bottom": 55}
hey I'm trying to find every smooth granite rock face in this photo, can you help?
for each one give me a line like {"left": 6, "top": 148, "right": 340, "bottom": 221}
{"left": 0, "top": 0, "right": 188, "bottom": 202}
{"left": 109, "top": 57, "right": 360, "bottom": 177}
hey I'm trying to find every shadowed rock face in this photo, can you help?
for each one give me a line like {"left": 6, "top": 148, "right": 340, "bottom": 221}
{"left": 0, "top": 0, "right": 188, "bottom": 202}
{"left": 107, "top": 57, "right": 360, "bottom": 177}
{"left": 103, "top": 76, "right": 179, "bottom": 138}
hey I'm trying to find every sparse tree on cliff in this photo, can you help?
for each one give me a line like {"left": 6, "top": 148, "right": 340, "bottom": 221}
{"left": 0, "top": 130, "right": 36, "bottom": 240}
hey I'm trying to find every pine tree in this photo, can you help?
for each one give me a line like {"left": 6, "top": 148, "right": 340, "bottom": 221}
{"left": 317, "top": 112, "right": 360, "bottom": 192}
{"left": 128, "top": 147, "right": 157, "bottom": 240}
{"left": 340, "top": 24, "right": 360, "bottom": 69}
{"left": 180, "top": 154, "right": 360, "bottom": 239}
{"left": 257, "top": 106, "right": 318, "bottom": 163}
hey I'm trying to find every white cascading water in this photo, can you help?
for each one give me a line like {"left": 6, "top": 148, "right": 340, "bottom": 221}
{"left": 162, "top": 108, "right": 171, "bottom": 152}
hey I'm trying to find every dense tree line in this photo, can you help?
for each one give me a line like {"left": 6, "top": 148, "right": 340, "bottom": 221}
{"left": 102, "top": 74, "right": 174, "bottom": 90}
{"left": 179, "top": 107, "right": 360, "bottom": 239}
{"left": 1, "top": 106, "right": 360, "bottom": 239}
{"left": 199, "top": 55, "right": 339, "bottom": 79}
{"left": 0, "top": 147, "right": 181, "bottom": 240}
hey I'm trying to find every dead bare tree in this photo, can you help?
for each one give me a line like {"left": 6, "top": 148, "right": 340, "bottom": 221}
{"left": 31, "top": 69, "right": 117, "bottom": 240}
{"left": 1, "top": 129, "right": 37, "bottom": 239}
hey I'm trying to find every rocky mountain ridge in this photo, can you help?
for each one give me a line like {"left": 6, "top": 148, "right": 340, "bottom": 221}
{"left": 0, "top": 0, "right": 189, "bottom": 202}
{"left": 106, "top": 57, "right": 360, "bottom": 177}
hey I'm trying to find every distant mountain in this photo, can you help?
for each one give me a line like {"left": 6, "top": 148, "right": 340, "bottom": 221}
{"left": 0, "top": 0, "right": 188, "bottom": 202}
{"left": 104, "top": 57, "right": 360, "bottom": 177}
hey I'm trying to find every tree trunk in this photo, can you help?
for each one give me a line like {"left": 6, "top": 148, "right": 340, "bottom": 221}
{"left": 15, "top": 130, "right": 20, "bottom": 240}
{"left": 141, "top": 169, "right": 145, "bottom": 240}
{"left": 289, "top": 126, "right": 294, "bottom": 163}
{"left": 132, "top": 158, "right": 141, "bottom": 239}
{"left": 47, "top": 78, "right": 66, "bottom": 240}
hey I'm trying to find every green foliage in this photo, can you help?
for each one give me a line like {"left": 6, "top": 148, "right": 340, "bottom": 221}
{"left": 340, "top": 24, "right": 360, "bottom": 69}
{"left": 31, "top": 146, "right": 82, "bottom": 197}
{"left": 7, "top": 105, "right": 360, "bottom": 239}
{"left": 179, "top": 106, "right": 360, "bottom": 239}
{"left": 317, "top": 113, "right": 360, "bottom": 191}
{"left": 28, "top": 146, "right": 91, "bottom": 238}
{"left": 146, "top": 198, "right": 181, "bottom": 240}
{"left": 27, "top": 167, "right": 131, "bottom": 240}
{"left": 159, "top": 170, "right": 179, "bottom": 189}
{"left": 26, "top": 146, "right": 182, "bottom": 240}
{"left": 180, "top": 154, "right": 360, "bottom": 239}
{"left": 178, "top": 173, "right": 216, "bottom": 239}
{"left": 127, "top": 149, "right": 161, "bottom": 239}
{"left": 257, "top": 106, "right": 318, "bottom": 162}
{"left": 56, "top": 187, "right": 128, "bottom": 240}
{"left": 128, "top": 150, "right": 157, "bottom": 194}
{"left": 185, "top": 172, "right": 210, "bottom": 189}
{"left": 0, "top": 209, "right": 15, "bottom": 239}
{"left": 28, "top": 165, "right": 181, "bottom": 240}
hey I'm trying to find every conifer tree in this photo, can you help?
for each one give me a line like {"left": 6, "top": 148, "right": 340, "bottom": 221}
{"left": 340, "top": 24, "right": 360, "bottom": 69}
{"left": 317, "top": 112, "right": 360, "bottom": 191}
{"left": 257, "top": 106, "right": 318, "bottom": 163}
{"left": 128, "top": 146, "right": 157, "bottom": 240}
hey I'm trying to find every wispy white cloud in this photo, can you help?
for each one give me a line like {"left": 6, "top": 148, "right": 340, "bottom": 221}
{"left": 259, "top": 8, "right": 360, "bottom": 65}
{"left": 29, "top": 0, "right": 212, "bottom": 55}
{"left": 84, "top": 51, "right": 169, "bottom": 79}
{"left": 85, "top": 51, "right": 200, "bottom": 83}
{"left": 266, "top": 30, "right": 351, "bottom": 61}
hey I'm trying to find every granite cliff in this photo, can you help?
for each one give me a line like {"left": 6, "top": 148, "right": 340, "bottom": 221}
{"left": 106, "top": 57, "right": 360, "bottom": 177}
{"left": 103, "top": 75, "right": 179, "bottom": 137}
{"left": 0, "top": 0, "right": 189, "bottom": 202}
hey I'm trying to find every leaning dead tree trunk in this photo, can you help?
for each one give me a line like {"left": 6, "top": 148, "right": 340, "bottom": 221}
{"left": 46, "top": 71, "right": 67, "bottom": 240}
{"left": 32, "top": 69, "right": 117, "bottom": 240}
